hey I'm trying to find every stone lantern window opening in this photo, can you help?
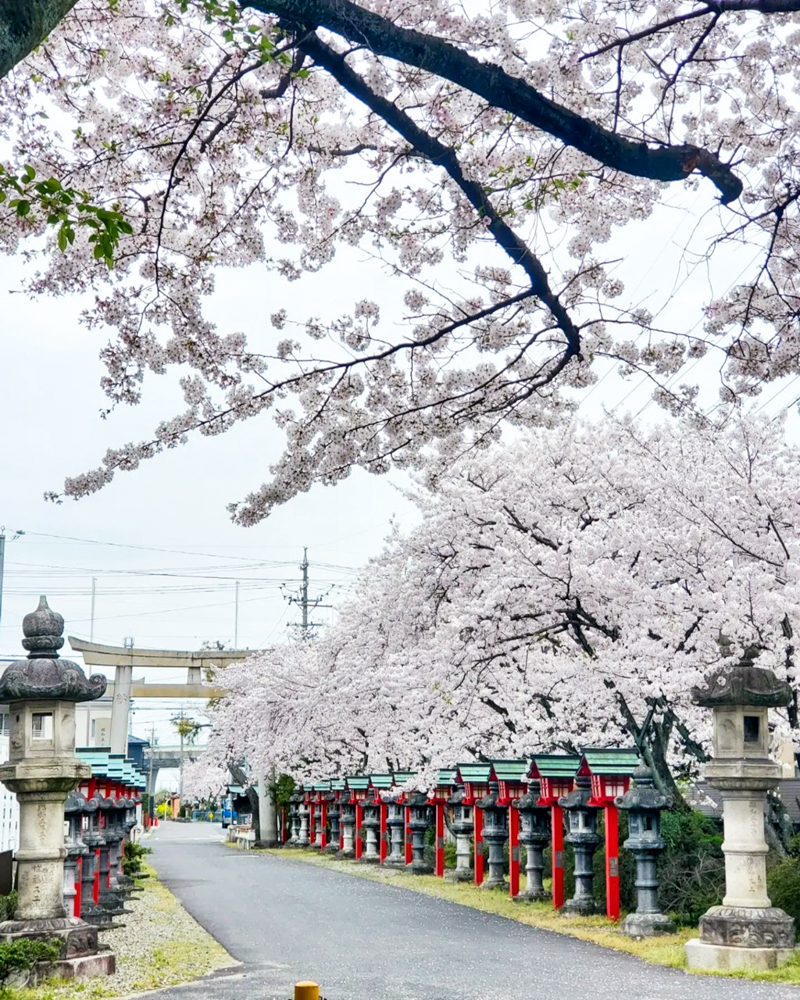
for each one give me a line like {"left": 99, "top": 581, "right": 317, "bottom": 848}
{"left": 743, "top": 715, "right": 760, "bottom": 743}
{"left": 31, "top": 712, "right": 53, "bottom": 741}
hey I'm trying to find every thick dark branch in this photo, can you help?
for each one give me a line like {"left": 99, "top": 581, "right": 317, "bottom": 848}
{"left": 244, "top": 0, "right": 743, "bottom": 203}
{"left": 301, "top": 31, "right": 581, "bottom": 356}
{"left": 0, "top": 0, "right": 78, "bottom": 78}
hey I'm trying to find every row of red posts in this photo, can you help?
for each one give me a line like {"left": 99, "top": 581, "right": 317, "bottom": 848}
{"left": 282, "top": 748, "right": 638, "bottom": 921}
{"left": 65, "top": 749, "right": 147, "bottom": 919}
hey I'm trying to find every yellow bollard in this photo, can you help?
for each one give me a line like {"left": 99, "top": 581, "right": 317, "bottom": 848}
{"left": 294, "top": 982, "right": 320, "bottom": 1000}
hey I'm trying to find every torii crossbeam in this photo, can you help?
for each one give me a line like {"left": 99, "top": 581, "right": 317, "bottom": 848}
{"left": 68, "top": 638, "right": 254, "bottom": 754}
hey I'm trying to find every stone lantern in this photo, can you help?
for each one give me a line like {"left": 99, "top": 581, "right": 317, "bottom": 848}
{"left": 475, "top": 780, "right": 507, "bottom": 890}
{"left": 296, "top": 787, "right": 310, "bottom": 847}
{"left": 337, "top": 799, "right": 357, "bottom": 859}
{"left": 286, "top": 789, "right": 302, "bottom": 845}
{"left": 558, "top": 773, "right": 601, "bottom": 915}
{"left": 405, "top": 791, "right": 432, "bottom": 874}
{"left": 0, "top": 597, "right": 114, "bottom": 978}
{"left": 444, "top": 786, "right": 473, "bottom": 882}
{"left": 359, "top": 795, "right": 381, "bottom": 864}
{"left": 614, "top": 763, "right": 674, "bottom": 936}
{"left": 382, "top": 791, "right": 407, "bottom": 868}
{"left": 512, "top": 776, "right": 550, "bottom": 902}
{"left": 325, "top": 787, "right": 341, "bottom": 854}
{"left": 686, "top": 648, "right": 795, "bottom": 971}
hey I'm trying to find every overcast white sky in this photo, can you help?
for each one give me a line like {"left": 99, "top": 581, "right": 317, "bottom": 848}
{"left": 2, "top": 152, "right": 799, "bottom": 774}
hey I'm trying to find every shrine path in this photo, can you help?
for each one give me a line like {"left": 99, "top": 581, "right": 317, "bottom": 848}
{"left": 147, "top": 821, "right": 800, "bottom": 1000}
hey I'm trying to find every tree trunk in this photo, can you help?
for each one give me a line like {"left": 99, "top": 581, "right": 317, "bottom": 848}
{"left": 228, "top": 762, "right": 260, "bottom": 839}
{"left": 0, "top": 1, "right": 79, "bottom": 79}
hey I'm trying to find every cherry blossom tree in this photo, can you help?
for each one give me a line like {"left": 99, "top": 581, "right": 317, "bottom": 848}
{"left": 201, "top": 413, "right": 800, "bottom": 802}
{"left": 0, "top": 1, "right": 799, "bottom": 517}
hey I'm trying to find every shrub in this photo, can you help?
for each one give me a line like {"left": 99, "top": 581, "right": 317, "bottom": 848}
{"left": 122, "top": 840, "right": 152, "bottom": 877}
{"left": 0, "top": 893, "right": 17, "bottom": 922}
{"left": 658, "top": 809, "right": 724, "bottom": 925}
{"left": 0, "top": 938, "right": 61, "bottom": 984}
{"left": 767, "top": 856, "right": 800, "bottom": 923}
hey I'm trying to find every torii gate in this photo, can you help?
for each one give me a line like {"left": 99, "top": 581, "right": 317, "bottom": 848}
{"left": 68, "top": 637, "right": 254, "bottom": 755}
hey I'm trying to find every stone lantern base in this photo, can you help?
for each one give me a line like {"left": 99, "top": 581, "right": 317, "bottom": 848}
{"left": 686, "top": 906, "right": 795, "bottom": 971}
{"left": 0, "top": 916, "right": 116, "bottom": 981}
{"left": 621, "top": 912, "right": 675, "bottom": 938}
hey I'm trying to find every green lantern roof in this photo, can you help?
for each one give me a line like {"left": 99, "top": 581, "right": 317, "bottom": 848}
{"left": 369, "top": 773, "right": 394, "bottom": 789}
{"left": 329, "top": 778, "right": 346, "bottom": 791}
{"left": 314, "top": 780, "right": 331, "bottom": 792}
{"left": 491, "top": 759, "right": 528, "bottom": 783}
{"left": 456, "top": 763, "right": 492, "bottom": 783}
{"left": 532, "top": 754, "right": 580, "bottom": 778}
{"left": 345, "top": 776, "right": 369, "bottom": 791}
{"left": 580, "top": 747, "right": 640, "bottom": 776}
{"left": 392, "top": 771, "right": 416, "bottom": 783}
{"left": 435, "top": 768, "right": 458, "bottom": 786}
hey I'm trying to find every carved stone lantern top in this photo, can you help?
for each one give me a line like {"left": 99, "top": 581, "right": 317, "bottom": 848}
{"left": 615, "top": 763, "right": 672, "bottom": 812}
{"left": 0, "top": 597, "right": 106, "bottom": 703}
{"left": 691, "top": 647, "right": 792, "bottom": 709}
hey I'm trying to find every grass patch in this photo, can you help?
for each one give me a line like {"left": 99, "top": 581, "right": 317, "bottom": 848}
{"left": 249, "top": 845, "right": 800, "bottom": 983}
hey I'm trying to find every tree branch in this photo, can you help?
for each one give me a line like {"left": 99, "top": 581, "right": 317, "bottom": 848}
{"left": 244, "top": 0, "right": 743, "bottom": 203}
{"left": 300, "top": 31, "right": 581, "bottom": 357}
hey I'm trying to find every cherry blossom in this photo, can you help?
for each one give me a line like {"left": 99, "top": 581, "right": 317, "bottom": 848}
{"left": 200, "top": 412, "right": 800, "bottom": 800}
{"left": 0, "top": 1, "right": 796, "bottom": 516}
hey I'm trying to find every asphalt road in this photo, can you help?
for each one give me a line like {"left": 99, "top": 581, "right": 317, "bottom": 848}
{"left": 147, "top": 821, "right": 800, "bottom": 1000}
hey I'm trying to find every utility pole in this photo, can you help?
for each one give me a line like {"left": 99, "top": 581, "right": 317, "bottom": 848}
{"left": 285, "top": 548, "right": 331, "bottom": 640}
{"left": 234, "top": 580, "right": 239, "bottom": 648}
{"left": 0, "top": 529, "right": 5, "bottom": 632}
{"left": 301, "top": 549, "right": 309, "bottom": 632}
{"left": 148, "top": 724, "right": 156, "bottom": 823}
{"left": 89, "top": 577, "right": 97, "bottom": 642}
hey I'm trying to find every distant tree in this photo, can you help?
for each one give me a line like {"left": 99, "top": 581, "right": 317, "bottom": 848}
{"left": 203, "top": 413, "right": 800, "bottom": 802}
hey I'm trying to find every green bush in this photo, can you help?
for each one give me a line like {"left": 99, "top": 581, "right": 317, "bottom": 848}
{"left": 0, "top": 893, "right": 17, "bottom": 923}
{"left": 122, "top": 840, "right": 152, "bottom": 877}
{"left": 0, "top": 938, "right": 61, "bottom": 984}
{"left": 658, "top": 809, "right": 724, "bottom": 925}
{"left": 767, "top": 856, "right": 800, "bottom": 923}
